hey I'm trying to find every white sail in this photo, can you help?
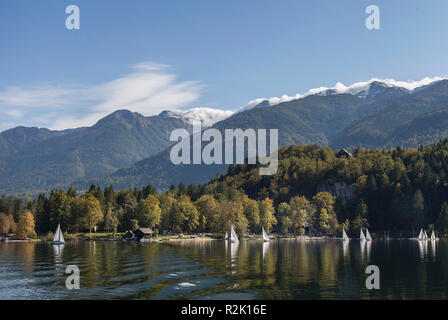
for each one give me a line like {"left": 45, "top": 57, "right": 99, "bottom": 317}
{"left": 230, "top": 225, "right": 239, "bottom": 243}
{"left": 431, "top": 230, "right": 436, "bottom": 240}
{"left": 418, "top": 228, "right": 424, "bottom": 240}
{"left": 225, "top": 232, "right": 228, "bottom": 240}
{"left": 360, "top": 228, "right": 366, "bottom": 241}
{"left": 423, "top": 231, "right": 428, "bottom": 240}
{"left": 53, "top": 224, "right": 65, "bottom": 243}
{"left": 342, "top": 228, "right": 349, "bottom": 240}
{"left": 262, "top": 227, "right": 270, "bottom": 242}
{"left": 366, "top": 228, "right": 372, "bottom": 241}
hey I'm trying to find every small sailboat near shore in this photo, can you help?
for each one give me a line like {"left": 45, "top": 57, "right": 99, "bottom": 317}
{"left": 430, "top": 230, "right": 439, "bottom": 241}
{"left": 360, "top": 228, "right": 366, "bottom": 241}
{"left": 416, "top": 228, "right": 424, "bottom": 241}
{"left": 50, "top": 224, "right": 65, "bottom": 245}
{"left": 366, "top": 228, "right": 373, "bottom": 241}
{"left": 230, "top": 225, "right": 239, "bottom": 243}
{"left": 342, "top": 228, "right": 349, "bottom": 241}
{"left": 262, "top": 227, "right": 270, "bottom": 242}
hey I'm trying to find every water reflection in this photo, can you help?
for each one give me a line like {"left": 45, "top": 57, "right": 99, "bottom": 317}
{"left": 430, "top": 240, "right": 437, "bottom": 260}
{"left": 360, "top": 239, "right": 366, "bottom": 262}
{"left": 52, "top": 244, "right": 64, "bottom": 264}
{"left": 342, "top": 240, "right": 349, "bottom": 259}
{"left": 366, "top": 241, "right": 372, "bottom": 262}
{"left": 1, "top": 239, "right": 448, "bottom": 299}
{"left": 262, "top": 241, "right": 269, "bottom": 260}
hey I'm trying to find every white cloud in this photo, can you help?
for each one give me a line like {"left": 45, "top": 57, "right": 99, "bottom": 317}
{"left": 240, "top": 76, "right": 446, "bottom": 111}
{"left": 4, "top": 109, "right": 24, "bottom": 118}
{"left": 0, "top": 62, "right": 204, "bottom": 130}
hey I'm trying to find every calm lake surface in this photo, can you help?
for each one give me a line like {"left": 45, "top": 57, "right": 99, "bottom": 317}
{"left": 1, "top": 239, "right": 447, "bottom": 300}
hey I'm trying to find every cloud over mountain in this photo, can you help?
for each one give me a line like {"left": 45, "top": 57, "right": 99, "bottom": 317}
{"left": 240, "top": 76, "right": 446, "bottom": 111}
{"left": 0, "top": 62, "right": 204, "bottom": 130}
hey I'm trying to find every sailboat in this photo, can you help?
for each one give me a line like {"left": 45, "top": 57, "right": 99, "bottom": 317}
{"left": 342, "top": 228, "right": 349, "bottom": 241}
{"left": 430, "top": 230, "right": 439, "bottom": 241}
{"left": 224, "top": 232, "right": 228, "bottom": 240}
{"left": 366, "top": 228, "right": 373, "bottom": 241}
{"left": 417, "top": 228, "right": 424, "bottom": 241}
{"left": 423, "top": 230, "right": 428, "bottom": 240}
{"left": 51, "top": 223, "right": 65, "bottom": 245}
{"left": 360, "top": 228, "right": 366, "bottom": 241}
{"left": 230, "top": 225, "right": 239, "bottom": 243}
{"left": 262, "top": 227, "right": 270, "bottom": 242}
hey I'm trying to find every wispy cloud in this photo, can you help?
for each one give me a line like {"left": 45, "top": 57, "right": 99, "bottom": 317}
{"left": 0, "top": 62, "right": 204, "bottom": 130}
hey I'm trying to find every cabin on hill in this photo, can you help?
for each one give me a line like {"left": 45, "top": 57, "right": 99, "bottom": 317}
{"left": 336, "top": 149, "right": 353, "bottom": 159}
{"left": 134, "top": 228, "right": 154, "bottom": 240}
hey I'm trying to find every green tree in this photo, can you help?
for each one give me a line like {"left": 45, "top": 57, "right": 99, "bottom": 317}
{"left": 104, "top": 209, "right": 119, "bottom": 234}
{"left": 243, "top": 197, "right": 260, "bottom": 232}
{"left": 178, "top": 195, "right": 199, "bottom": 233}
{"left": 411, "top": 189, "right": 425, "bottom": 229}
{"left": 277, "top": 202, "right": 291, "bottom": 234}
{"left": 136, "top": 195, "right": 162, "bottom": 229}
{"left": 80, "top": 195, "right": 103, "bottom": 233}
{"left": 437, "top": 202, "right": 448, "bottom": 236}
{"left": 259, "top": 198, "right": 277, "bottom": 232}
{"left": 312, "top": 192, "right": 338, "bottom": 235}
{"left": 48, "top": 190, "right": 70, "bottom": 232}
{"left": 195, "top": 195, "right": 219, "bottom": 232}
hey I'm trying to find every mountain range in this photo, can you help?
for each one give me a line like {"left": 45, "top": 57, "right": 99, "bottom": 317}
{"left": 1, "top": 78, "right": 448, "bottom": 196}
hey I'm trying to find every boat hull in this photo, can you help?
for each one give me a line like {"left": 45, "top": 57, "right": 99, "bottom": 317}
{"left": 50, "top": 242, "right": 65, "bottom": 245}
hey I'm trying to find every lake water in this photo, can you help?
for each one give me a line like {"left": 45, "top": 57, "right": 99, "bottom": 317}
{"left": 0, "top": 239, "right": 447, "bottom": 300}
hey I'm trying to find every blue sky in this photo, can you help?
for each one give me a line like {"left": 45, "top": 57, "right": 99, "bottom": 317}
{"left": 1, "top": 0, "right": 448, "bottom": 130}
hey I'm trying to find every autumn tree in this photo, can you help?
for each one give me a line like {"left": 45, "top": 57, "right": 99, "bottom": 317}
{"left": 0, "top": 213, "right": 10, "bottom": 234}
{"left": 290, "top": 196, "right": 311, "bottom": 235}
{"left": 16, "top": 211, "right": 36, "bottom": 238}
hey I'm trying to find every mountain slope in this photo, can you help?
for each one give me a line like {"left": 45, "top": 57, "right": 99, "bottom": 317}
{"left": 332, "top": 80, "right": 448, "bottom": 148}
{"left": 0, "top": 126, "right": 81, "bottom": 157}
{"left": 71, "top": 94, "right": 369, "bottom": 192}
{"left": 0, "top": 110, "right": 191, "bottom": 195}
{"left": 79, "top": 80, "right": 448, "bottom": 193}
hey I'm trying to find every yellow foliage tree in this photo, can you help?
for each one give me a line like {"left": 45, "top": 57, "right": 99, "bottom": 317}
{"left": 0, "top": 213, "right": 11, "bottom": 234}
{"left": 16, "top": 211, "right": 36, "bottom": 238}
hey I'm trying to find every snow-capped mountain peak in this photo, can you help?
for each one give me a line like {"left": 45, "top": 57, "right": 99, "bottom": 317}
{"left": 161, "top": 107, "right": 234, "bottom": 127}
{"left": 240, "top": 76, "right": 445, "bottom": 112}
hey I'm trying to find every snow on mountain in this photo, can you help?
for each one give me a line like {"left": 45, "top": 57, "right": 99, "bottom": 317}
{"left": 240, "top": 77, "right": 445, "bottom": 112}
{"left": 161, "top": 107, "right": 234, "bottom": 127}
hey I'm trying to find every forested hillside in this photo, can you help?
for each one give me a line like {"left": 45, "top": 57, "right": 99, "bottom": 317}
{"left": 2, "top": 141, "right": 448, "bottom": 238}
